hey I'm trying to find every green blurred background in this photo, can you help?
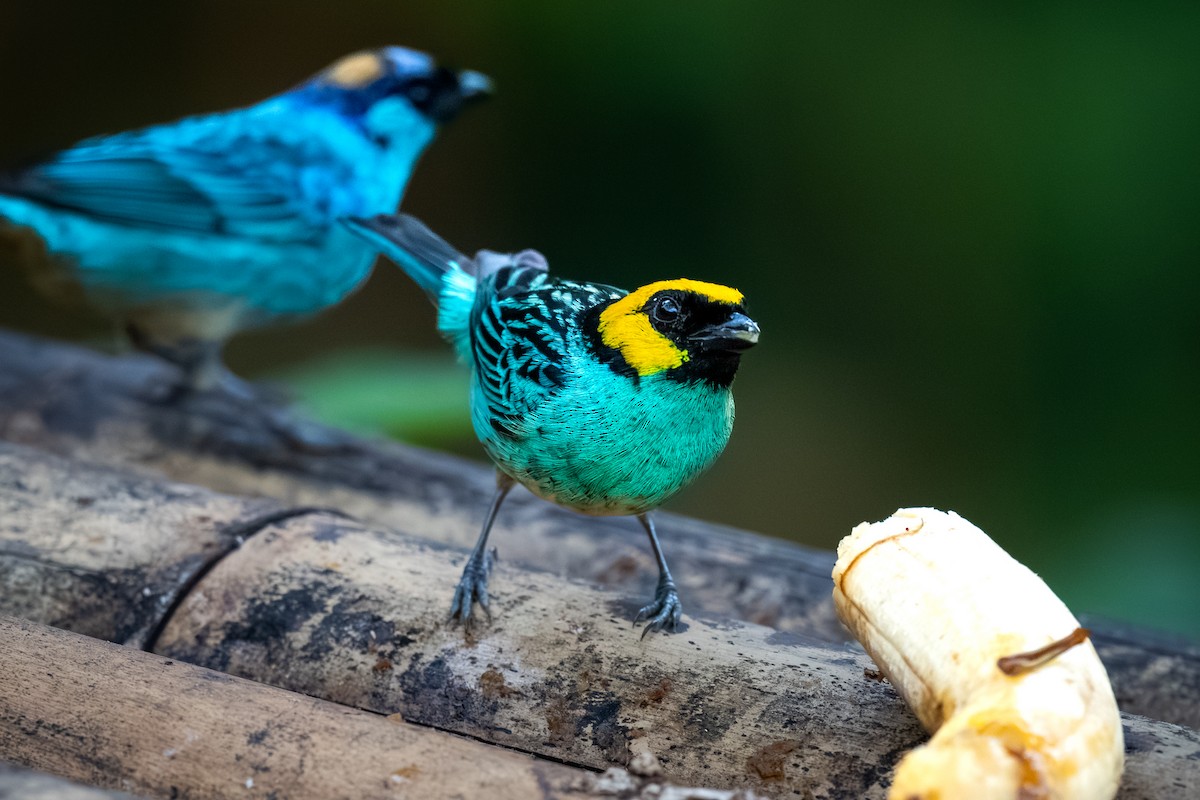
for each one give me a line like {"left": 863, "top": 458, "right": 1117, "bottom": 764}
{"left": 2, "top": 3, "right": 1197, "bottom": 638}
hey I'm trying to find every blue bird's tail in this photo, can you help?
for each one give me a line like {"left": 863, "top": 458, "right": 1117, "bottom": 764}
{"left": 343, "top": 214, "right": 468, "bottom": 305}
{"left": 344, "top": 213, "right": 477, "bottom": 359}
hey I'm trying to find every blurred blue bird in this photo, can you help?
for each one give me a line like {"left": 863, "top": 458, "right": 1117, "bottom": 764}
{"left": 0, "top": 47, "right": 490, "bottom": 396}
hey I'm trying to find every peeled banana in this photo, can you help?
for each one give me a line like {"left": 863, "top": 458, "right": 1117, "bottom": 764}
{"left": 832, "top": 508, "right": 1124, "bottom": 800}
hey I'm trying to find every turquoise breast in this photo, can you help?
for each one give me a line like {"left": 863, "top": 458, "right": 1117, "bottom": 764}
{"left": 477, "top": 355, "right": 736, "bottom": 515}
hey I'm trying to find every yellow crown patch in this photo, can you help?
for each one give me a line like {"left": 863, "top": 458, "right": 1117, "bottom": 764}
{"left": 324, "top": 51, "right": 385, "bottom": 88}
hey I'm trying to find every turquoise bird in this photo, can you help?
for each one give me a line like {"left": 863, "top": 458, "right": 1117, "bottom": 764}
{"left": 0, "top": 47, "right": 489, "bottom": 397}
{"left": 346, "top": 214, "right": 759, "bottom": 636}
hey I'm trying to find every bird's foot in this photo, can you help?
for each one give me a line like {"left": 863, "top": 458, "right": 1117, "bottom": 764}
{"left": 449, "top": 547, "right": 497, "bottom": 627}
{"left": 136, "top": 362, "right": 269, "bottom": 407}
{"left": 633, "top": 578, "right": 682, "bottom": 639}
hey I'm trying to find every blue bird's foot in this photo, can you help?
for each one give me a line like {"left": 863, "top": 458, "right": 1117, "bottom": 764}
{"left": 125, "top": 325, "right": 224, "bottom": 401}
{"left": 138, "top": 367, "right": 284, "bottom": 407}
{"left": 634, "top": 577, "right": 683, "bottom": 639}
{"left": 449, "top": 547, "right": 497, "bottom": 626}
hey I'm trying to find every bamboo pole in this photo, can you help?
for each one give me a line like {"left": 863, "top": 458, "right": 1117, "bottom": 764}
{"left": 151, "top": 511, "right": 1200, "bottom": 800}
{"left": 0, "top": 762, "right": 140, "bottom": 800}
{"left": 1, "top": 442, "right": 1196, "bottom": 799}
{"left": 153, "top": 509, "right": 931, "bottom": 798}
{"left": 0, "top": 329, "right": 1196, "bottom": 729}
{"left": 0, "top": 615, "right": 601, "bottom": 800}
{"left": 0, "top": 441, "right": 281, "bottom": 647}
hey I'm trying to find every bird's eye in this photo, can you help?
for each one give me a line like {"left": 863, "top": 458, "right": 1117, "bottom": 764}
{"left": 653, "top": 296, "right": 681, "bottom": 322}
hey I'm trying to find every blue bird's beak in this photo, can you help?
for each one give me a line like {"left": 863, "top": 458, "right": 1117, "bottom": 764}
{"left": 690, "top": 312, "right": 760, "bottom": 352}
{"left": 456, "top": 70, "right": 494, "bottom": 101}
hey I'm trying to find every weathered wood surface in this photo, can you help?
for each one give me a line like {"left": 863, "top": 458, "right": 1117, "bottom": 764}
{"left": 0, "top": 443, "right": 920, "bottom": 798}
{"left": 154, "top": 510, "right": 932, "bottom": 799}
{"left": 0, "top": 444, "right": 1196, "bottom": 799}
{"left": 1, "top": 329, "right": 1198, "bottom": 731}
{"left": 0, "top": 615, "right": 604, "bottom": 800}
{"left": 0, "top": 762, "right": 140, "bottom": 799}
{"left": 0, "top": 443, "right": 282, "bottom": 647}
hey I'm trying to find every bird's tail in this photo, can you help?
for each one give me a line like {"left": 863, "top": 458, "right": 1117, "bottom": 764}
{"left": 342, "top": 214, "right": 469, "bottom": 305}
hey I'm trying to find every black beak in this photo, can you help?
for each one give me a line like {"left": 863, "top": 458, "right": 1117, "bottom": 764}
{"left": 690, "top": 312, "right": 760, "bottom": 352}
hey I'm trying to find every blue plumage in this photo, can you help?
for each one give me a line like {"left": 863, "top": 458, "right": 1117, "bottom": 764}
{"left": 0, "top": 47, "right": 489, "bottom": 389}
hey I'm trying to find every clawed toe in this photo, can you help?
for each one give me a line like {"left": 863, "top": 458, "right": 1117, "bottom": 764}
{"left": 449, "top": 582, "right": 488, "bottom": 624}
{"left": 633, "top": 584, "right": 682, "bottom": 639}
{"left": 448, "top": 548, "right": 497, "bottom": 626}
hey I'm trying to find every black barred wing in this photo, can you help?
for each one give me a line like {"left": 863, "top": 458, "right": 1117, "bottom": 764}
{"left": 471, "top": 265, "right": 622, "bottom": 428}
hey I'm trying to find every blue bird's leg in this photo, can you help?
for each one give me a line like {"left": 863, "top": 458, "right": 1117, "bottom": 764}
{"left": 633, "top": 513, "right": 683, "bottom": 638}
{"left": 125, "top": 323, "right": 272, "bottom": 405}
{"left": 124, "top": 322, "right": 225, "bottom": 403}
{"left": 450, "top": 472, "right": 515, "bottom": 627}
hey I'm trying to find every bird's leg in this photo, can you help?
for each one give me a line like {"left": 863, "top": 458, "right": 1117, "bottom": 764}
{"left": 633, "top": 513, "right": 683, "bottom": 638}
{"left": 125, "top": 322, "right": 223, "bottom": 404}
{"left": 125, "top": 322, "right": 354, "bottom": 454}
{"left": 127, "top": 323, "right": 274, "bottom": 403}
{"left": 449, "top": 472, "right": 515, "bottom": 627}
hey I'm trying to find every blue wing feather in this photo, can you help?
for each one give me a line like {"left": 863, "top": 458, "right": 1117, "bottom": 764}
{"left": 2, "top": 133, "right": 312, "bottom": 242}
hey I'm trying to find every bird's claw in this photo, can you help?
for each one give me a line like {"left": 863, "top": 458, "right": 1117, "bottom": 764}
{"left": 448, "top": 547, "right": 497, "bottom": 626}
{"left": 633, "top": 580, "right": 682, "bottom": 639}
